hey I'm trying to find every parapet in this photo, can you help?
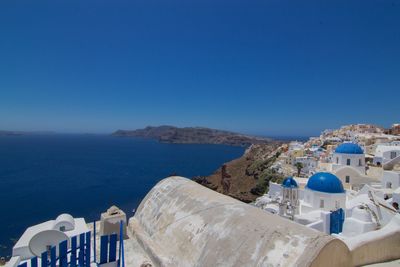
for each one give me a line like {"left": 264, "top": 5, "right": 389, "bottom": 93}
{"left": 100, "top": 205, "right": 128, "bottom": 239}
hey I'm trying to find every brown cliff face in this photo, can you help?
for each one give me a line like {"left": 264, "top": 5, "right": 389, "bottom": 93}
{"left": 193, "top": 143, "right": 285, "bottom": 203}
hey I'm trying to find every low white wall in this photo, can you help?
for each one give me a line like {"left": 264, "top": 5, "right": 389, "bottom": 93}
{"left": 345, "top": 214, "right": 400, "bottom": 266}
{"left": 5, "top": 256, "right": 20, "bottom": 267}
{"left": 268, "top": 182, "right": 282, "bottom": 198}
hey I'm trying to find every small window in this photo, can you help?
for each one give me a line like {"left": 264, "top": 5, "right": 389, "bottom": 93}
{"left": 346, "top": 159, "right": 351, "bottom": 165}
{"left": 59, "top": 226, "right": 66, "bottom": 232}
{"left": 345, "top": 176, "right": 350, "bottom": 183}
{"left": 335, "top": 201, "right": 340, "bottom": 209}
{"left": 336, "top": 157, "right": 339, "bottom": 164}
{"left": 320, "top": 199, "right": 324, "bottom": 208}
{"left": 359, "top": 159, "right": 362, "bottom": 166}
{"left": 391, "top": 151, "right": 397, "bottom": 159}
{"left": 387, "top": 182, "right": 392, "bottom": 189}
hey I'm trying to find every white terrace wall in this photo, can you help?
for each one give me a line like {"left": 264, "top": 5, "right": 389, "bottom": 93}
{"left": 345, "top": 214, "right": 400, "bottom": 266}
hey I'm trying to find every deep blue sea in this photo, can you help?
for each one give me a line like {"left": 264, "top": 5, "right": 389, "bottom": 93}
{"left": 0, "top": 135, "right": 244, "bottom": 258}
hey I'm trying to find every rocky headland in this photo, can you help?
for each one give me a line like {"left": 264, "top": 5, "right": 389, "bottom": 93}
{"left": 114, "top": 125, "right": 285, "bottom": 203}
{"left": 112, "top": 126, "right": 273, "bottom": 147}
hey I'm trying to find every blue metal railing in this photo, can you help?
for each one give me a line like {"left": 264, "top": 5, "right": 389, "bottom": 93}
{"left": 18, "top": 221, "right": 125, "bottom": 267}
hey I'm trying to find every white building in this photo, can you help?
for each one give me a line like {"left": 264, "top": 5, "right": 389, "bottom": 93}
{"left": 300, "top": 172, "right": 346, "bottom": 214}
{"left": 373, "top": 143, "right": 400, "bottom": 166}
{"left": 293, "top": 156, "right": 318, "bottom": 175}
{"left": 279, "top": 177, "right": 299, "bottom": 219}
{"left": 10, "top": 214, "right": 88, "bottom": 264}
{"left": 332, "top": 142, "right": 365, "bottom": 174}
{"left": 259, "top": 172, "right": 347, "bottom": 234}
{"left": 382, "top": 171, "right": 400, "bottom": 190}
{"left": 288, "top": 141, "right": 304, "bottom": 151}
{"left": 329, "top": 142, "right": 380, "bottom": 190}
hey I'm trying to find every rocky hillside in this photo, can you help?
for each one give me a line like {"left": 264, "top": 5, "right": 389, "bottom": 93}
{"left": 112, "top": 126, "right": 273, "bottom": 146}
{"left": 193, "top": 143, "right": 285, "bottom": 203}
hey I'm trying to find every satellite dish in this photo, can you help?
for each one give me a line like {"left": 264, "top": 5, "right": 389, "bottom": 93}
{"left": 29, "top": 230, "right": 69, "bottom": 257}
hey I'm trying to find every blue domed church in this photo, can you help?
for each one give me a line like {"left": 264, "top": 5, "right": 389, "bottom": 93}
{"left": 300, "top": 172, "right": 346, "bottom": 213}
{"left": 332, "top": 142, "right": 365, "bottom": 173}
{"left": 331, "top": 142, "right": 369, "bottom": 190}
{"left": 279, "top": 177, "right": 299, "bottom": 219}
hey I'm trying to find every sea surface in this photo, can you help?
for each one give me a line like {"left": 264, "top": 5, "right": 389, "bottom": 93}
{"left": 0, "top": 135, "right": 245, "bottom": 258}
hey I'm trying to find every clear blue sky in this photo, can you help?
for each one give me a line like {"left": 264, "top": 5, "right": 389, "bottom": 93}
{"left": 0, "top": 0, "right": 399, "bottom": 136}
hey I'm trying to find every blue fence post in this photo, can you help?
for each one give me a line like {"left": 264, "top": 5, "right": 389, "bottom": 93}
{"left": 71, "top": 236, "right": 77, "bottom": 267}
{"left": 59, "top": 240, "right": 68, "bottom": 267}
{"left": 50, "top": 247, "right": 56, "bottom": 267}
{"left": 109, "top": 234, "right": 117, "bottom": 262}
{"left": 100, "top": 235, "right": 109, "bottom": 264}
{"left": 85, "top": 231, "right": 91, "bottom": 266}
{"left": 93, "top": 221, "right": 97, "bottom": 264}
{"left": 41, "top": 251, "right": 48, "bottom": 267}
{"left": 339, "top": 208, "right": 345, "bottom": 232}
{"left": 78, "top": 233, "right": 85, "bottom": 266}
{"left": 31, "top": 257, "right": 38, "bottom": 267}
{"left": 119, "top": 221, "right": 125, "bottom": 267}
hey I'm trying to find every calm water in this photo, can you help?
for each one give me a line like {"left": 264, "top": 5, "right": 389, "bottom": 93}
{"left": 0, "top": 135, "right": 244, "bottom": 258}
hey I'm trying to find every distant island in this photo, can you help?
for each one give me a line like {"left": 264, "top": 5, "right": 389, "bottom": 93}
{"left": 112, "top": 126, "right": 274, "bottom": 146}
{"left": 0, "top": 131, "right": 25, "bottom": 136}
{"left": 0, "top": 130, "right": 56, "bottom": 136}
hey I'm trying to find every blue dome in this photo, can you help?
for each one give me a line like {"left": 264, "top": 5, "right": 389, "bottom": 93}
{"left": 306, "top": 172, "right": 345, "bottom": 193}
{"left": 282, "top": 177, "right": 298, "bottom": 188}
{"left": 335, "top": 143, "right": 363, "bottom": 154}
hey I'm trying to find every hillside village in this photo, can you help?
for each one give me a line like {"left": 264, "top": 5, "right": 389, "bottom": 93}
{"left": 253, "top": 123, "right": 400, "bottom": 260}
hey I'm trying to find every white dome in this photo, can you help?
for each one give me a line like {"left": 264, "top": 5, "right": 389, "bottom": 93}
{"left": 53, "top": 213, "right": 75, "bottom": 231}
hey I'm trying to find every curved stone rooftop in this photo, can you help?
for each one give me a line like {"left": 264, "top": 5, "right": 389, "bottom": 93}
{"left": 282, "top": 176, "right": 298, "bottom": 188}
{"left": 129, "top": 176, "right": 350, "bottom": 266}
{"left": 306, "top": 172, "right": 345, "bottom": 194}
{"left": 335, "top": 143, "right": 364, "bottom": 154}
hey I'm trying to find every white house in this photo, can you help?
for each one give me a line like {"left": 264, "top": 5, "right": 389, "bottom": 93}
{"left": 381, "top": 171, "right": 400, "bottom": 190}
{"left": 373, "top": 143, "right": 400, "bottom": 166}
{"left": 10, "top": 214, "right": 88, "bottom": 264}
{"left": 288, "top": 141, "right": 304, "bottom": 151}
{"left": 293, "top": 156, "right": 318, "bottom": 175}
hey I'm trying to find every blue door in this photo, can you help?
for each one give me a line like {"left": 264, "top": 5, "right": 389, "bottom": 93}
{"left": 330, "top": 208, "right": 345, "bottom": 234}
